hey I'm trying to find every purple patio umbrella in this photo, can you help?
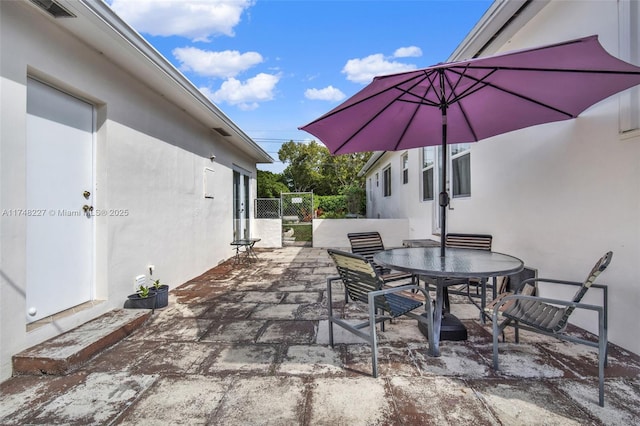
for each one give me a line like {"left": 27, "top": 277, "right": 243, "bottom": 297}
{"left": 299, "top": 35, "right": 640, "bottom": 256}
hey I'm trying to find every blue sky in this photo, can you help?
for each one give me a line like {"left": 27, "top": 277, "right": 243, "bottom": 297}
{"left": 107, "top": 0, "right": 493, "bottom": 172}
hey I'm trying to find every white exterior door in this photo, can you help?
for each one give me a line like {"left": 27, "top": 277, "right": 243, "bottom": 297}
{"left": 233, "top": 170, "right": 250, "bottom": 240}
{"left": 26, "top": 78, "right": 94, "bottom": 322}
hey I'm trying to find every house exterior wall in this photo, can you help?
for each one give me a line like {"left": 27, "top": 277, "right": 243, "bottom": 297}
{"left": 364, "top": 152, "right": 436, "bottom": 240}
{"left": 0, "top": 1, "right": 260, "bottom": 380}
{"left": 362, "top": 0, "right": 640, "bottom": 355}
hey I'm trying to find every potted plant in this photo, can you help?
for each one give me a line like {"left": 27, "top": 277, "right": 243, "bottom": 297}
{"left": 151, "top": 279, "right": 169, "bottom": 308}
{"left": 125, "top": 284, "right": 157, "bottom": 310}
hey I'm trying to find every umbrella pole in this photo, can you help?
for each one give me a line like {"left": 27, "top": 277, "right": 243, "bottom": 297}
{"left": 439, "top": 106, "right": 449, "bottom": 257}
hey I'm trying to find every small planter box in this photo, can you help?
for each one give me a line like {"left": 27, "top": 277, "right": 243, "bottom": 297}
{"left": 125, "top": 292, "right": 157, "bottom": 310}
{"left": 153, "top": 285, "right": 169, "bottom": 309}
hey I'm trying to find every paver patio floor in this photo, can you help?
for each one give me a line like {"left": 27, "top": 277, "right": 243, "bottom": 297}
{"left": 2, "top": 246, "right": 639, "bottom": 425}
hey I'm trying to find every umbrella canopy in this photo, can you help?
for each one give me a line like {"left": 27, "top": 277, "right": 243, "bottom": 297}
{"left": 299, "top": 35, "right": 640, "bottom": 255}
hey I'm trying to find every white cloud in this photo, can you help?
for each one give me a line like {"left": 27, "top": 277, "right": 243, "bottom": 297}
{"left": 394, "top": 46, "right": 423, "bottom": 58}
{"left": 108, "top": 0, "right": 253, "bottom": 42}
{"left": 304, "top": 86, "right": 346, "bottom": 102}
{"left": 342, "top": 54, "right": 417, "bottom": 84}
{"left": 201, "top": 73, "right": 280, "bottom": 110}
{"left": 173, "top": 47, "right": 263, "bottom": 78}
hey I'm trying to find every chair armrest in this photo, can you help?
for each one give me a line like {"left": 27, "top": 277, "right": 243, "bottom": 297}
{"left": 491, "top": 293, "right": 607, "bottom": 332}
{"left": 369, "top": 284, "right": 431, "bottom": 304}
{"left": 515, "top": 277, "right": 609, "bottom": 294}
{"left": 494, "top": 294, "right": 605, "bottom": 313}
{"left": 327, "top": 276, "right": 342, "bottom": 300}
{"left": 327, "top": 276, "right": 342, "bottom": 284}
{"left": 511, "top": 280, "right": 609, "bottom": 331}
{"left": 516, "top": 277, "right": 582, "bottom": 292}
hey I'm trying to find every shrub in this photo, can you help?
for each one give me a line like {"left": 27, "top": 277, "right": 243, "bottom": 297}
{"left": 342, "top": 185, "right": 366, "bottom": 215}
{"left": 316, "top": 195, "right": 347, "bottom": 217}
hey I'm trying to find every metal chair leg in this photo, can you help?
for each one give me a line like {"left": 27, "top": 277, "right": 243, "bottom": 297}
{"left": 598, "top": 308, "right": 606, "bottom": 407}
{"left": 368, "top": 299, "right": 379, "bottom": 378}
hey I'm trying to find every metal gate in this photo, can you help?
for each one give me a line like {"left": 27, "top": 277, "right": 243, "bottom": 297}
{"left": 281, "top": 192, "right": 313, "bottom": 246}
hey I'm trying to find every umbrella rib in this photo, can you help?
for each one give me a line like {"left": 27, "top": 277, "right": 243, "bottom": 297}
{"left": 391, "top": 70, "right": 442, "bottom": 108}
{"left": 303, "top": 73, "right": 428, "bottom": 127}
{"left": 459, "top": 65, "right": 640, "bottom": 75}
{"left": 393, "top": 84, "right": 431, "bottom": 150}
{"left": 332, "top": 73, "right": 432, "bottom": 153}
{"left": 441, "top": 63, "right": 493, "bottom": 106}
{"left": 383, "top": 71, "right": 437, "bottom": 150}
{"left": 441, "top": 69, "right": 481, "bottom": 140}
{"left": 445, "top": 67, "right": 576, "bottom": 118}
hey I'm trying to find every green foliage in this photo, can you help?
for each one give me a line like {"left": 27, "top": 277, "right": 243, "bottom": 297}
{"left": 257, "top": 170, "right": 289, "bottom": 198}
{"left": 277, "top": 140, "right": 372, "bottom": 196}
{"left": 137, "top": 285, "right": 151, "bottom": 298}
{"left": 342, "top": 185, "right": 366, "bottom": 215}
{"left": 320, "top": 152, "right": 372, "bottom": 195}
{"left": 319, "top": 210, "right": 347, "bottom": 219}
{"left": 316, "top": 195, "right": 347, "bottom": 217}
{"left": 256, "top": 140, "right": 372, "bottom": 217}
{"left": 279, "top": 140, "right": 326, "bottom": 193}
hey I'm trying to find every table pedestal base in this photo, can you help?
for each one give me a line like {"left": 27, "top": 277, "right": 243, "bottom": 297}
{"left": 419, "top": 312, "right": 468, "bottom": 341}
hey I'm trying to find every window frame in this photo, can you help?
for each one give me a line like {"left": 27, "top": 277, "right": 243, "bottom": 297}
{"left": 382, "top": 165, "right": 392, "bottom": 197}
{"left": 451, "top": 143, "right": 471, "bottom": 198}
{"left": 401, "top": 152, "right": 409, "bottom": 184}
{"left": 421, "top": 147, "right": 434, "bottom": 201}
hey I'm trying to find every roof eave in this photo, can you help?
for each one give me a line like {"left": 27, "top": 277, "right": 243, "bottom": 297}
{"left": 46, "top": 0, "right": 273, "bottom": 164}
{"left": 358, "top": 151, "right": 386, "bottom": 177}
{"left": 448, "top": 0, "right": 550, "bottom": 61}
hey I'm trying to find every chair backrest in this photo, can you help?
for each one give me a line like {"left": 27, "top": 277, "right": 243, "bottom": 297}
{"left": 571, "top": 251, "right": 613, "bottom": 303}
{"left": 347, "top": 232, "right": 385, "bottom": 264}
{"left": 506, "top": 266, "right": 538, "bottom": 295}
{"left": 328, "top": 249, "right": 391, "bottom": 312}
{"left": 559, "top": 251, "right": 613, "bottom": 326}
{"left": 445, "top": 233, "right": 492, "bottom": 251}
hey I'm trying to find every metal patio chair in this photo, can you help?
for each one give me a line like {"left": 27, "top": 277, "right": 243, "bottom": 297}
{"left": 422, "top": 233, "right": 493, "bottom": 312}
{"left": 326, "top": 249, "right": 432, "bottom": 377}
{"left": 347, "top": 232, "right": 416, "bottom": 289}
{"left": 491, "top": 251, "right": 612, "bottom": 406}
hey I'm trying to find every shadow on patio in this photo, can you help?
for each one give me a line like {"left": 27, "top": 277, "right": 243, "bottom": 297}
{"left": 1, "top": 246, "right": 639, "bottom": 425}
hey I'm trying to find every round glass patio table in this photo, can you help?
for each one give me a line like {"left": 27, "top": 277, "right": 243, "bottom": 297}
{"left": 374, "top": 247, "right": 524, "bottom": 357}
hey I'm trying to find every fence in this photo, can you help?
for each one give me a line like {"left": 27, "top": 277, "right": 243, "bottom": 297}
{"left": 255, "top": 198, "right": 281, "bottom": 219}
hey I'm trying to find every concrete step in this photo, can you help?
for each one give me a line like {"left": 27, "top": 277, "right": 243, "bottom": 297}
{"left": 12, "top": 309, "right": 151, "bottom": 376}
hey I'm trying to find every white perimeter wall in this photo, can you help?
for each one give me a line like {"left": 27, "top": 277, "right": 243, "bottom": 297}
{"left": 312, "top": 219, "right": 410, "bottom": 249}
{"left": 254, "top": 219, "right": 283, "bottom": 248}
{"left": 364, "top": 1, "right": 640, "bottom": 355}
{"left": 0, "top": 2, "right": 259, "bottom": 380}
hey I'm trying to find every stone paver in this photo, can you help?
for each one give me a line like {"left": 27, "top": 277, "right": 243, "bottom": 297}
{"left": 1, "top": 246, "right": 639, "bottom": 425}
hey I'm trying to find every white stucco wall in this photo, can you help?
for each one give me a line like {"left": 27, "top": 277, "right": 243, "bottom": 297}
{"left": 365, "top": 152, "right": 437, "bottom": 241}
{"left": 312, "top": 219, "right": 410, "bottom": 249}
{"left": 0, "top": 2, "right": 261, "bottom": 380}
{"left": 253, "top": 219, "right": 283, "bottom": 248}
{"left": 363, "top": 1, "right": 640, "bottom": 355}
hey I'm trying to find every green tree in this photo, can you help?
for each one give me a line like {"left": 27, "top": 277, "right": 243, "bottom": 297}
{"left": 257, "top": 170, "right": 289, "bottom": 198}
{"left": 278, "top": 140, "right": 326, "bottom": 193}
{"left": 278, "top": 140, "right": 372, "bottom": 196}
{"left": 321, "top": 152, "right": 371, "bottom": 193}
